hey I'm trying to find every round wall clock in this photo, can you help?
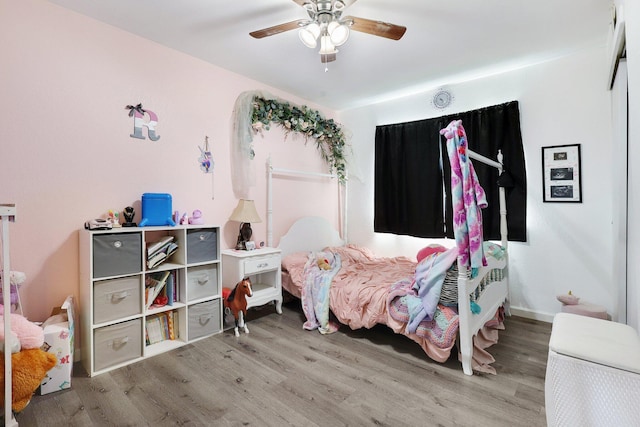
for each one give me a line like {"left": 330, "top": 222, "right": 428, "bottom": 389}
{"left": 432, "top": 89, "right": 453, "bottom": 109}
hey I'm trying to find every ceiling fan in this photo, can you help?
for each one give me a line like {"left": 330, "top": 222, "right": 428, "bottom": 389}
{"left": 250, "top": 0, "right": 406, "bottom": 63}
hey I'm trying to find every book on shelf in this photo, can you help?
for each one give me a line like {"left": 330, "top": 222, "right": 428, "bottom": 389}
{"left": 146, "top": 236, "right": 179, "bottom": 269}
{"left": 145, "top": 270, "right": 170, "bottom": 309}
{"left": 166, "top": 271, "right": 174, "bottom": 306}
{"left": 145, "top": 311, "right": 176, "bottom": 345}
{"left": 146, "top": 315, "right": 164, "bottom": 345}
{"left": 165, "top": 311, "right": 175, "bottom": 340}
{"left": 147, "top": 236, "right": 173, "bottom": 258}
{"left": 172, "top": 311, "right": 178, "bottom": 340}
{"left": 147, "top": 251, "right": 167, "bottom": 269}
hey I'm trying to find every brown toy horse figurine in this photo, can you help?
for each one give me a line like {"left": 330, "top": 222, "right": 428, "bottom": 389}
{"left": 225, "top": 278, "right": 253, "bottom": 337}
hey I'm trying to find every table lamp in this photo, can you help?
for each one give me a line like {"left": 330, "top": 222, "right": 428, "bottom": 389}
{"left": 229, "top": 199, "right": 262, "bottom": 250}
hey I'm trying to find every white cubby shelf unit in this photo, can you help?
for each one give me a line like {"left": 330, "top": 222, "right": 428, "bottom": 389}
{"left": 80, "top": 225, "right": 222, "bottom": 376}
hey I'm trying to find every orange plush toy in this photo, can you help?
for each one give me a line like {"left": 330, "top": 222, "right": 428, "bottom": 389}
{"left": 0, "top": 349, "right": 57, "bottom": 412}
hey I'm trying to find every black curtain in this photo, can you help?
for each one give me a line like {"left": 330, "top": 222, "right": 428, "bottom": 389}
{"left": 374, "top": 101, "right": 527, "bottom": 242}
{"left": 374, "top": 119, "right": 445, "bottom": 237}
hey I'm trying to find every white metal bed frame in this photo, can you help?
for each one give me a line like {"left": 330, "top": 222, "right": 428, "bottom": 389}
{"left": 268, "top": 150, "right": 510, "bottom": 375}
{"left": 266, "top": 156, "right": 347, "bottom": 247}
{"left": 458, "top": 150, "right": 510, "bottom": 374}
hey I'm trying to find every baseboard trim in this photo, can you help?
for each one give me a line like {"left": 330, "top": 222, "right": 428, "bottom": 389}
{"left": 510, "top": 306, "right": 554, "bottom": 323}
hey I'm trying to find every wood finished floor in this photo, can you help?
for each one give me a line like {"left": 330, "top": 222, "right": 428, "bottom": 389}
{"left": 16, "top": 302, "right": 551, "bottom": 426}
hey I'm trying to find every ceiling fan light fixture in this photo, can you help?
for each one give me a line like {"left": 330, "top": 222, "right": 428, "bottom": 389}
{"left": 299, "top": 23, "right": 320, "bottom": 48}
{"left": 328, "top": 21, "right": 350, "bottom": 46}
{"left": 250, "top": 0, "right": 405, "bottom": 65}
{"left": 318, "top": 35, "right": 338, "bottom": 55}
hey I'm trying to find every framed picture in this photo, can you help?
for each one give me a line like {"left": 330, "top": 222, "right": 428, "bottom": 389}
{"left": 542, "top": 144, "right": 582, "bottom": 203}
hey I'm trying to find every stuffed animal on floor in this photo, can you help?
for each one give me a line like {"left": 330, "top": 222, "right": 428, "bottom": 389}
{"left": 0, "top": 306, "right": 57, "bottom": 412}
{"left": 0, "top": 349, "right": 57, "bottom": 412}
{"left": 0, "top": 306, "right": 45, "bottom": 351}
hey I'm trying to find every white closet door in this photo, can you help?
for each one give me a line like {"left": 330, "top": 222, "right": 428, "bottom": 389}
{"left": 612, "top": 59, "right": 628, "bottom": 324}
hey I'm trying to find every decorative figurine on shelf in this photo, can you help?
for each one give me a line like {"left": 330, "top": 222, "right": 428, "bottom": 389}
{"left": 189, "top": 209, "right": 204, "bottom": 225}
{"left": 122, "top": 206, "right": 137, "bottom": 227}
{"left": 224, "top": 278, "right": 253, "bottom": 337}
{"left": 108, "top": 210, "right": 121, "bottom": 228}
{"left": 180, "top": 213, "right": 189, "bottom": 225}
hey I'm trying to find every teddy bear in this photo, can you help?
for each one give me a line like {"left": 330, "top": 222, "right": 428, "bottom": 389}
{"left": 1, "top": 348, "right": 57, "bottom": 412}
{"left": 317, "top": 257, "right": 331, "bottom": 270}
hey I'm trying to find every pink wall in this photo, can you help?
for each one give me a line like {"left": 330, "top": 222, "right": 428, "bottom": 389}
{"left": 0, "top": 0, "right": 340, "bottom": 321}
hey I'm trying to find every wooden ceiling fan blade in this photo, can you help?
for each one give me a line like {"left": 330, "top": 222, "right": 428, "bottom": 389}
{"left": 344, "top": 16, "right": 406, "bottom": 40}
{"left": 250, "top": 20, "right": 306, "bottom": 39}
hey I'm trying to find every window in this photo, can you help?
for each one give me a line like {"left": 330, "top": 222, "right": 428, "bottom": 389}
{"left": 374, "top": 101, "right": 527, "bottom": 242}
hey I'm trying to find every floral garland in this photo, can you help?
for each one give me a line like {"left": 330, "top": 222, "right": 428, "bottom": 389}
{"left": 250, "top": 96, "right": 348, "bottom": 183}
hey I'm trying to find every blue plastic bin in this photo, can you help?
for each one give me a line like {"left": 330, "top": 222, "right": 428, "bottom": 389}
{"left": 139, "top": 193, "right": 176, "bottom": 227}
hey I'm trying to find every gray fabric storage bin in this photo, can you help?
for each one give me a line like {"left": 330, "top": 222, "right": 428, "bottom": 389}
{"left": 93, "top": 233, "right": 142, "bottom": 278}
{"left": 186, "top": 228, "right": 218, "bottom": 264}
{"left": 188, "top": 299, "right": 221, "bottom": 340}
{"left": 186, "top": 264, "right": 219, "bottom": 302}
{"left": 94, "top": 276, "right": 142, "bottom": 324}
{"left": 93, "top": 319, "right": 142, "bottom": 371}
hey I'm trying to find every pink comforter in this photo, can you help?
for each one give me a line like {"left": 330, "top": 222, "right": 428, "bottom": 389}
{"left": 327, "top": 246, "right": 415, "bottom": 329}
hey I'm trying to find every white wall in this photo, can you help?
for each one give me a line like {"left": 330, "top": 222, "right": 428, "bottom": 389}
{"left": 339, "top": 47, "right": 614, "bottom": 320}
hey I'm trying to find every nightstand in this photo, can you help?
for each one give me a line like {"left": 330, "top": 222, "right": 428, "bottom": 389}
{"left": 221, "top": 247, "right": 282, "bottom": 314}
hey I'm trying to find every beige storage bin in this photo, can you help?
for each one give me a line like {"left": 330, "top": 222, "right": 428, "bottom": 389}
{"left": 93, "top": 319, "right": 142, "bottom": 371}
{"left": 187, "top": 264, "right": 219, "bottom": 302}
{"left": 188, "top": 299, "right": 221, "bottom": 340}
{"left": 93, "top": 276, "right": 142, "bottom": 324}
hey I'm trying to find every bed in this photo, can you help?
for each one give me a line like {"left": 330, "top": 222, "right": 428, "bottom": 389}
{"left": 278, "top": 217, "right": 508, "bottom": 375}
{"left": 269, "top": 120, "right": 511, "bottom": 375}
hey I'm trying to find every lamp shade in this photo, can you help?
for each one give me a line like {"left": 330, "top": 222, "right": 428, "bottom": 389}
{"left": 319, "top": 35, "right": 338, "bottom": 55}
{"left": 228, "top": 199, "right": 262, "bottom": 223}
{"left": 299, "top": 23, "right": 321, "bottom": 48}
{"left": 328, "top": 21, "right": 349, "bottom": 46}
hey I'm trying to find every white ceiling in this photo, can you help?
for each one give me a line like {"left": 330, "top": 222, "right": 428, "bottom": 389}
{"left": 47, "top": 0, "right": 612, "bottom": 111}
